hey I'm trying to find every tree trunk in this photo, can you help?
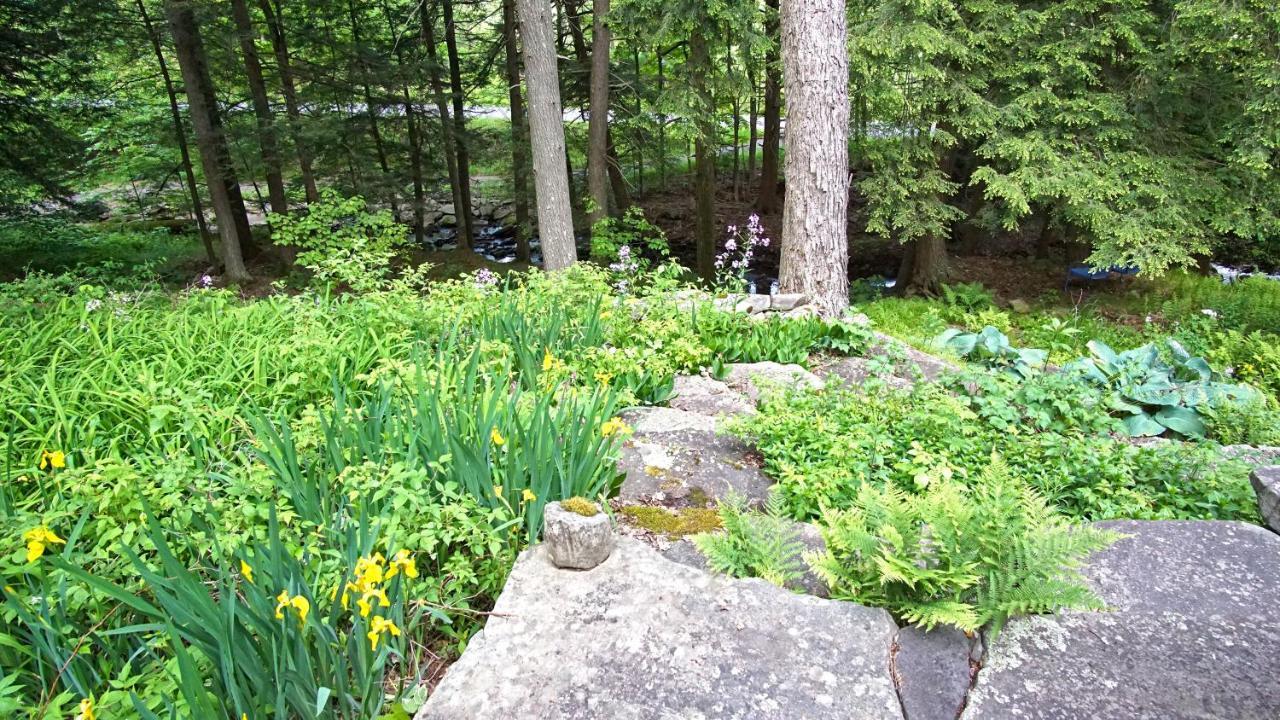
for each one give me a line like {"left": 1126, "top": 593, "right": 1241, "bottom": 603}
{"left": 421, "top": 4, "right": 465, "bottom": 242}
{"left": 896, "top": 233, "right": 947, "bottom": 296}
{"left": 347, "top": 0, "right": 398, "bottom": 220}
{"left": 778, "top": 0, "right": 849, "bottom": 315}
{"left": 443, "top": 0, "right": 475, "bottom": 247}
{"left": 258, "top": 0, "right": 318, "bottom": 203}
{"left": 517, "top": 0, "right": 576, "bottom": 269}
{"left": 657, "top": 52, "right": 666, "bottom": 191}
{"left": 689, "top": 29, "right": 716, "bottom": 281}
{"left": 747, "top": 61, "right": 758, "bottom": 178}
{"left": 137, "top": 0, "right": 215, "bottom": 264}
{"left": 165, "top": 0, "right": 250, "bottom": 281}
{"left": 230, "top": 0, "right": 287, "bottom": 215}
{"left": 727, "top": 29, "right": 740, "bottom": 201}
{"left": 379, "top": 1, "right": 424, "bottom": 244}
{"left": 503, "top": 0, "right": 532, "bottom": 261}
{"left": 757, "top": 0, "right": 781, "bottom": 213}
{"left": 633, "top": 46, "right": 644, "bottom": 199}
{"left": 586, "top": 0, "right": 610, "bottom": 226}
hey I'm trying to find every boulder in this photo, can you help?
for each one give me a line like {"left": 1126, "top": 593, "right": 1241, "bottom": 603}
{"left": 415, "top": 538, "right": 903, "bottom": 720}
{"left": 668, "top": 374, "right": 755, "bottom": 417}
{"left": 542, "top": 501, "right": 614, "bottom": 570}
{"left": 868, "top": 332, "right": 960, "bottom": 383}
{"left": 894, "top": 626, "right": 977, "bottom": 720}
{"left": 1223, "top": 444, "right": 1280, "bottom": 469}
{"left": 616, "top": 429, "right": 773, "bottom": 509}
{"left": 770, "top": 293, "right": 807, "bottom": 311}
{"left": 724, "top": 362, "right": 823, "bottom": 402}
{"left": 619, "top": 406, "right": 719, "bottom": 434}
{"left": 735, "top": 294, "right": 773, "bottom": 314}
{"left": 963, "top": 520, "right": 1280, "bottom": 720}
{"left": 816, "top": 356, "right": 914, "bottom": 392}
{"left": 1250, "top": 466, "right": 1280, "bottom": 534}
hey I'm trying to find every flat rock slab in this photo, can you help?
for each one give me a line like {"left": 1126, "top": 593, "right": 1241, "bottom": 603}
{"left": 619, "top": 406, "right": 719, "bottom": 434}
{"left": 816, "top": 356, "right": 915, "bottom": 392}
{"left": 416, "top": 538, "right": 903, "bottom": 720}
{"left": 963, "top": 520, "right": 1280, "bottom": 720}
{"left": 1223, "top": 444, "right": 1280, "bottom": 469}
{"left": 616, "top": 429, "right": 772, "bottom": 508}
{"left": 668, "top": 374, "right": 756, "bottom": 417}
{"left": 869, "top": 333, "right": 960, "bottom": 382}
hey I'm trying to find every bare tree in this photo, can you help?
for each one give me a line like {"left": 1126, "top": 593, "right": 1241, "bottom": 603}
{"left": 165, "top": 0, "right": 250, "bottom": 281}
{"left": 516, "top": 0, "right": 576, "bottom": 269}
{"left": 777, "top": 0, "right": 849, "bottom": 314}
{"left": 586, "top": 0, "right": 611, "bottom": 226}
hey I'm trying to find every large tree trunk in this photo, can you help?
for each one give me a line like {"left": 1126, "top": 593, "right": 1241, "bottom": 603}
{"left": 747, "top": 61, "right": 758, "bottom": 179}
{"left": 421, "top": 4, "right": 466, "bottom": 242}
{"left": 586, "top": 0, "right": 610, "bottom": 226}
{"left": 165, "top": 0, "right": 250, "bottom": 281}
{"left": 257, "top": 0, "right": 318, "bottom": 203}
{"left": 778, "top": 0, "right": 849, "bottom": 315}
{"left": 689, "top": 29, "right": 716, "bottom": 281}
{"left": 517, "top": 0, "right": 576, "bottom": 269}
{"left": 503, "top": 0, "right": 533, "bottom": 261}
{"left": 230, "top": 0, "right": 287, "bottom": 215}
{"left": 137, "top": 0, "right": 215, "bottom": 264}
{"left": 379, "top": 1, "right": 424, "bottom": 244}
{"left": 443, "top": 0, "right": 475, "bottom": 248}
{"left": 564, "top": 0, "right": 629, "bottom": 213}
{"left": 757, "top": 0, "right": 781, "bottom": 213}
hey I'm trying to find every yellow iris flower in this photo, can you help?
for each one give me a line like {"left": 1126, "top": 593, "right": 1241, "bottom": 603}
{"left": 23, "top": 526, "right": 65, "bottom": 563}
{"left": 38, "top": 450, "right": 66, "bottom": 471}
{"left": 490, "top": 427, "right": 506, "bottom": 446}
{"left": 239, "top": 559, "right": 254, "bottom": 584}
{"left": 522, "top": 488, "right": 536, "bottom": 503}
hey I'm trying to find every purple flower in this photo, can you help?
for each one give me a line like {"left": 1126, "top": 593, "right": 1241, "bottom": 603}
{"left": 198, "top": 274, "right": 213, "bottom": 288}
{"left": 474, "top": 268, "right": 499, "bottom": 288}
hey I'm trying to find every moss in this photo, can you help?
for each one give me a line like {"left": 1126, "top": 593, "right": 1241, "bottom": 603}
{"left": 618, "top": 505, "right": 722, "bottom": 538}
{"left": 561, "top": 496, "right": 600, "bottom": 517}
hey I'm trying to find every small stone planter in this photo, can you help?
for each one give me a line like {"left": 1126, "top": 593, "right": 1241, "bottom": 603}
{"left": 543, "top": 499, "right": 615, "bottom": 570}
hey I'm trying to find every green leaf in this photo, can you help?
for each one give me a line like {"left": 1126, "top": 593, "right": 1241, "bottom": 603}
{"left": 1122, "top": 413, "right": 1166, "bottom": 437}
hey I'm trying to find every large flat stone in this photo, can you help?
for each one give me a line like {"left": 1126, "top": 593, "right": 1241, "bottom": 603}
{"left": 870, "top": 332, "right": 960, "bottom": 382}
{"left": 619, "top": 406, "right": 719, "bottom": 434}
{"left": 1251, "top": 466, "right": 1280, "bottom": 534}
{"left": 1224, "top": 444, "right": 1280, "bottom": 469}
{"left": 724, "top": 362, "right": 823, "bottom": 402}
{"left": 963, "top": 520, "right": 1280, "bottom": 720}
{"left": 668, "top": 374, "right": 756, "bottom": 417}
{"left": 416, "top": 538, "right": 903, "bottom": 720}
{"left": 617, "top": 429, "right": 772, "bottom": 508}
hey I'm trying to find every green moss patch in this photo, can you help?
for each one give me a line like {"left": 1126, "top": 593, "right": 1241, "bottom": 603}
{"left": 618, "top": 505, "right": 722, "bottom": 538}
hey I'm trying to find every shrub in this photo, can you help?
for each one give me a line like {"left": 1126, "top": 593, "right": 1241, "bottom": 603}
{"left": 693, "top": 493, "right": 805, "bottom": 589}
{"left": 268, "top": 191, "right": 410, "bottom": 292}
{"left": 810, "top": 459, "right": 1116, "bottom": 633}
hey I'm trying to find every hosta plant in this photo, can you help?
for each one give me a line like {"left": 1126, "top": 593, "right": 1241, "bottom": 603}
{"left": 935, "top": 326, "right": 1048, "bottom": 379}
{"left": 1065, "top": 339, "right": 1258, "bottom": 438}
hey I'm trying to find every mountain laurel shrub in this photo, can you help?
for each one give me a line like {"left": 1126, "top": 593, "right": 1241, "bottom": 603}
{"left": 809, "top": 459, "right": 1117, "bottom": 633}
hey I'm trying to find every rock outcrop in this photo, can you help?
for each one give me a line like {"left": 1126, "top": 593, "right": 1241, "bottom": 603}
{"left": 963, "top": 520, "right": 1280, "bottom": 719}
{"left": 1249, "top": 466, "right": 1279, "bottom": 534}
{"left": 415, "top": 538, "right": 903, "bottom": 720}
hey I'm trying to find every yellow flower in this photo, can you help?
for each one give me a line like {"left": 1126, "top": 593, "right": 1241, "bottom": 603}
{"left": 22, "top": 526, "right": 65, "bottom": 563}
{"left": 493, "top": 484, "right": 504, "bottom": 499}
{"left": 240, "top": 559, "right": 254, "bottom": 584}
{"left": 521, "top": 488, "right": 536, "bottom": 503}
{"left": 290, "top": 595, "right": 310, "bottom": 624}
{"left": 367, "top": 615, "right": 401, "bottom": 651}
{"left": 387, "top": 549, "right": 418, "bottom": 580}
{"left": 593, "top": 371, "right": 613, "bottom": 385}
{"left": 38, "top": 450, "right": 66, "bottom": 471}
{"left": 77, "top": 697, "right": 94, "bottom": 720}
{"left": 490, "top": 427, "right": 506, "bottom": 446}
{"left": 275, "top": 590, "right": 291, "bottom": 620}
{"left": 542, "top": 349, "right": 554, "bottom": 372}
{"left": 357, "top": 594, "right": 373, "bottom": 618}
{"left": 600, "top": 417, "right": 631, "bottom": 438}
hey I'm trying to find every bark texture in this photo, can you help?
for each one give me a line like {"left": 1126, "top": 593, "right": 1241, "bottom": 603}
{"left": 516, "top": 0, "right": 576, "bottom": 269}
{"left": 757, "top": 0, "right": 782, "bottom": 213}
{"left": 586, "top": 0, "right": 611, "bottom": 226}
{"left": 421, "top": 5, "right": 465, "bottom": 238}
{"left": 165, "top": 0, "right": 250, "bottom": 281}
{"left": 230, "top": 0, "right": 287, "bottom": 215}
{"left": 778, "top": 0, "right": 849, "bottom": 315}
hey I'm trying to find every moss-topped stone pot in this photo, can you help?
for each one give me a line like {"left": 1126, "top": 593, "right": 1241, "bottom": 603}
{"left": 542, "top": 499, "right": 614, "bottom": 570}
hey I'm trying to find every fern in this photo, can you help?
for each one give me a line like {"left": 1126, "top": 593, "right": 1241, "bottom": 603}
{"left": 693, "top": 492, "right": 806, "bottom": 589}
{"left": 813, "top": 456, "right": 1118, "bottom": 633}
